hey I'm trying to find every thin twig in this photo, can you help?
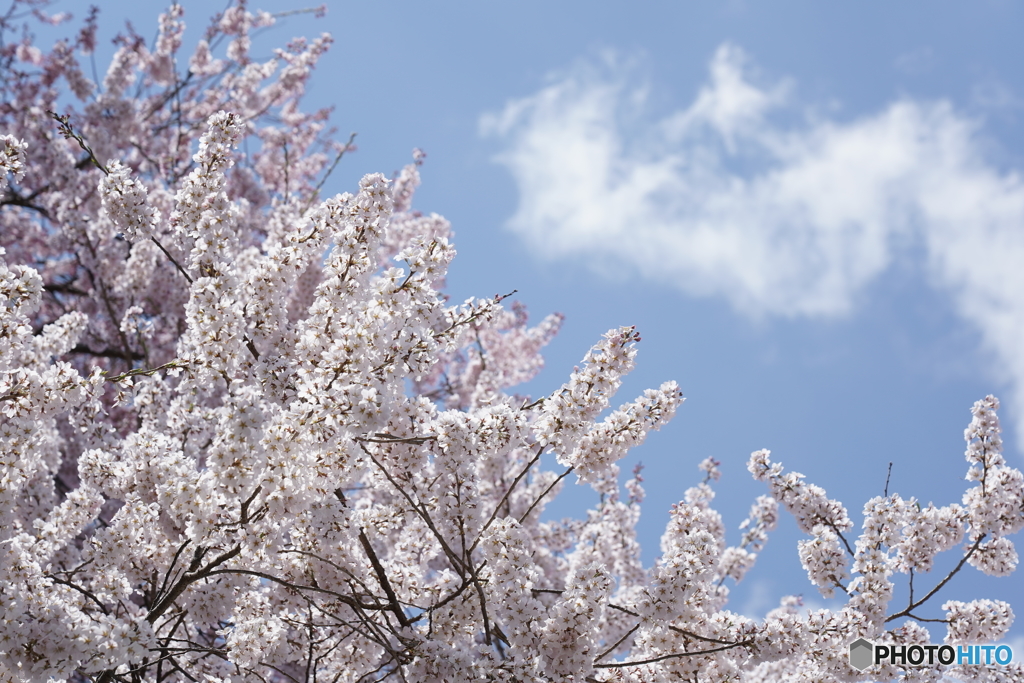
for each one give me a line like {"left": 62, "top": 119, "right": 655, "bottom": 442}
{"left": 471, "top": 445, "right": 544, "bottom": 554}
{"left": 886, "top": 534, "right": 987, "bottom": 623}
{"left": 106, "top": 358, "right": 189, "bottom": 384}
{"left": 595, "top": 623, "right": 640, "bottom": 663}
{"left": 607, "top": 604, "right": 738, "bottom": 646}
{"left": 519, "top": 467, "right": 573, "bottom": 524}
{"left": 150, "top": 236, "right": 193, "bottom": 285}
{"left": 304, "top": 132, "right": 357, "bottom": 213}
{"left": 593, "top": 640, "right": 754, "bottom": 668}
{"left": 48, "top": 110, "right": 108, "bottom": 174}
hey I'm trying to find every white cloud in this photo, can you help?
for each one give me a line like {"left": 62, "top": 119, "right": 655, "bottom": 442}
{"left": 972, "top": 80, "right": 1024, "bottom": 115}
{"left": 482, "top": 44, "right": 1024, "bottom": 447}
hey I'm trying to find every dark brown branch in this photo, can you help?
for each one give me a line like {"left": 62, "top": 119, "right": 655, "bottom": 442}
{"left": 607, "top": 604, "right": 738, "bottom": 647}
{"left": 356, "top": 432, "right": 437, "bottom": 445}
{"left": 595, "top": 623, "right": 640, "bottom": 663}
{"left": 519, "top": 466, "right": 573, "bottom": 524}
{"left": 76, "top": 251, "right": 135, "bottom": 368}
{"left": 245, "top": 336, "right": 261, "bottom": 361}
{"left": 149, "top": 235, "right": 193, "bottom": 285}
{"left": 903, "top": 613, "right": 950, "bottom": 624}
{"left": 202, "top": 568, "right": 393, "bottom": 613}
{"left": 417, "top": 572, "right": 482, "bottom": 621}
{"left": 361, "top": 444, "right": 468, "bottom": 577}
{"left": 45, "top": 574, "right": 110, "bottom": 615}
{"left": 471, "top": 445, "right": 544, "bottom": 554}
{"left": 886, "top": 534, "right": 987, "bottom": 623}
{"left": 823, "top": 519, "right": 855, "bottom": 558}
{"left": 315, "top": 134, "right": 356, "bottom": 191}
{"left": 240, "top": 485, "right": 263, "bottom": 524}
{"left": 1, "top": 191, "right": 51, "bottom": 218}
{"left": 44, "top": 281, "right": 90, "bottom": 297}
{"left": 69, "top": 344, "right": 145, "bottom": 361}
{"left": 153, "top": 540, "right": 192, "bottom": 609}
{"left": 593, "top": 640, "right": 754, "bottom": 669}
{"left": 357, "top": 525, "right": 410, "bottom": 628}
{"left": 465, "top": 554, "right": 492, "bottom": 647}
{"left": 146, "top": 544, "right": 241, "bottom": 624}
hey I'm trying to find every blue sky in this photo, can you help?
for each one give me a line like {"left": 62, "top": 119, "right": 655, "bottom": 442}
{"left": 70, "top": 0, "right": 1024, "bottom": 640}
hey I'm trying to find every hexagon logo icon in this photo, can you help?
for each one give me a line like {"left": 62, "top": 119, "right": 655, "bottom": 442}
{"left": 849, "top": 638, "right": 874, "bottom": 671}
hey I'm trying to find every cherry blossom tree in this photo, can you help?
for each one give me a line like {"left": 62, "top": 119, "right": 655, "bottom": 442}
{"left": 1, "top": 2, "right": 1022, "bottom": 682}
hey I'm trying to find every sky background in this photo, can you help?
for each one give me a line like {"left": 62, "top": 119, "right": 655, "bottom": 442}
{"left": 43, "top": 0, "right": 1024, "bottom": 647}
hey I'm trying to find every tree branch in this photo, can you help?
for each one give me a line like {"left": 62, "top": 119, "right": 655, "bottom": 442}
{"left": 885, "top": 534, "right": 987, "bottom": 623}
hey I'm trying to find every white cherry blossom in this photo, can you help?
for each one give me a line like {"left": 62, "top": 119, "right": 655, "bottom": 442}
{"left": 0, "top": 3, "right": 1020, "bottom": 682}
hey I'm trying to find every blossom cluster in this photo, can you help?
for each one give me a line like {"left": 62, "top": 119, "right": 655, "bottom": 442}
{"left": 0, "top": 3, "right": 1021, "bottom": 683}
{"left": 0, "top": 135, "right": 27, "bottom": 190}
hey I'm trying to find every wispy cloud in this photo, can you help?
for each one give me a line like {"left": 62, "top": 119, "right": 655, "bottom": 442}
{"left": 895, "top": 46, "right": 936, "bottom": 76}
{"left": 482, "top": 45, "right": 1024, "bottom": 446}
